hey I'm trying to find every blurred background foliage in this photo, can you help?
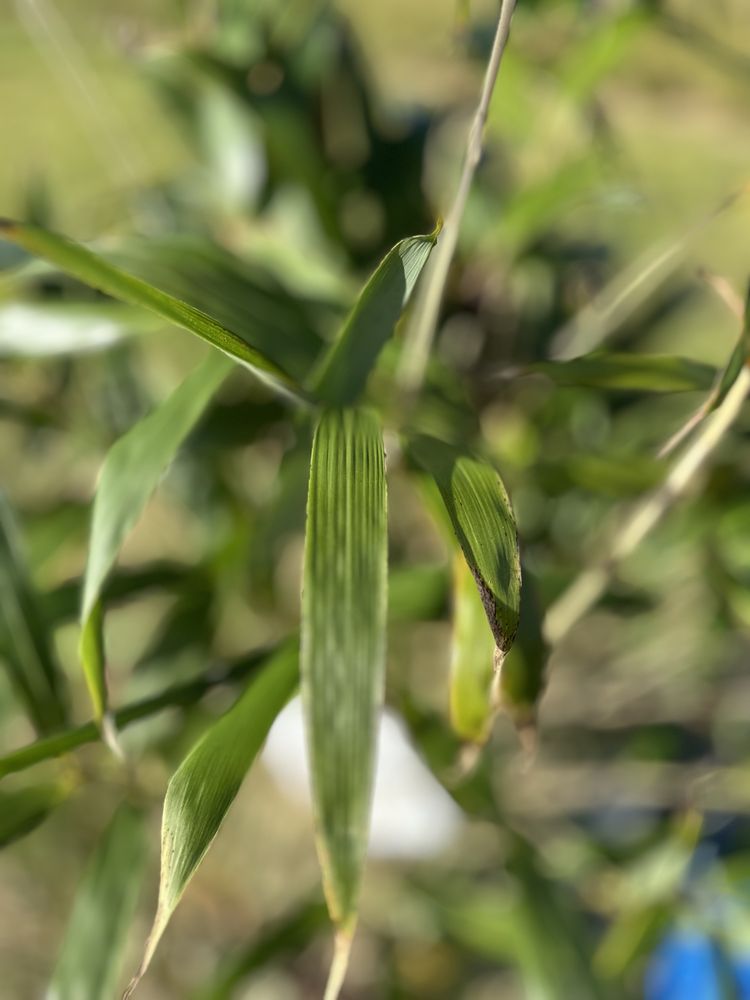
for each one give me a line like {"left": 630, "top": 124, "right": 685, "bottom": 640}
{"left": 1, "top": 0, "right": 750, "bottom": 997}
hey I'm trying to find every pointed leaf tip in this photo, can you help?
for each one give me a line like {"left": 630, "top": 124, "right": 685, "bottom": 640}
{"left": 79, "top": 353, "right": 230, "bottom": 722}
{"left": 128, "top": 645, "right": 299, "bottom": 992}
{"left": 311, "top": 232, "right": 436, "bottom": 406}
{"left": 408, "top": 433, "right": 521, "bottom": 654}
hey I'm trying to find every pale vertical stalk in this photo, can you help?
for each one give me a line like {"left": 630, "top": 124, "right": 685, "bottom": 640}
{"left": 397, "top": 0, "right": 518, "bottom": 392}
{"left": 543, "top": 365, "right": 750, "bottom": 645}
{"left": 323, "top": 930, "right": 355, "bottom": 1000}
{"left": 549, "top": 186, "right": 747, "bottom": 360}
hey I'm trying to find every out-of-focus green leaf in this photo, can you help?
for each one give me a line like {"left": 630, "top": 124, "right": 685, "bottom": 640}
{"left": 509, "top": 838, "right": 612, "bottom": 1000}
{"left": 48, "top": 803, "right": 147, "bottom": 1000}
{"left": 594, "top": 811, "right": 702, "bottom": 978}
{"left": 528, "top": 353, "right": 716, "bottom": 392}
{"left": 0, "top": 301, "right": 155, "bottom": 356}
{"left": 80, "top": 352, "right": 231, "bottom": 724}
{"left": 0, "top": 493, "right": 69, "bottom": 734}
{"left": 126, "top": 644, "right": 299, "bottom": 996}
{"left": 0, "top": 646, "right": 273, "bottom": 780}
{"left": 311, "top": 230, "right": 437, "bottom": 406}
{"left": 0, "top": 220, "right": 305, "bottom": 398}
{"left": 0, "top": 779, "right": 71, "bottom": 847}
{"left": 713, "top": 285, "right": 750, "bottom": 407}
{"left": 112, "top": 236, "right": 329, "bottom": 382}
{"left": 388, "top": 563, "right": 450, "bottom": 623}
{"left": 450, "top": 553, "right": 498, "bottom": 745}
{"left": 301, "top": 408, "right": 387, "bottom": 989}
{"left": 499, "top": 569, "right": 548, "bottom": 737}
{"left": 408, "top": 434, "right": 521, "bottom": 657}
{"left": 659, "top": 284, "right": 750, "bottom": 456}
{"left": 434, "top": 842, "right": 612, "bottom": 999}
{"left": 538, "top": 453, "right": 664, "bottom": 497}
{"left": 191, "top": 900, "right": 328, "bottom": 1000}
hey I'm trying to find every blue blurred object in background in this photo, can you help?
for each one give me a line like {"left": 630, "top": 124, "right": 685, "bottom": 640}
{"left": 646, "top": 930, "right": 750, "bottom": 1000}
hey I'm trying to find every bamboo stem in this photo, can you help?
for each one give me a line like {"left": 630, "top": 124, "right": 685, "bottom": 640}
{"left": 0, "top": 648, "right": 271, "bottom": 779}
{"left": 543, "top": 364, "right": 750, "bottom": 645}
{"left": 397, "top": 0, "right": 518, "bottom": 393}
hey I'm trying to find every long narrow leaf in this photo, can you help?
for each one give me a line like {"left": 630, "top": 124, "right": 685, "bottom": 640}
{"left": 0, "top": 219, "right": 305, "bottom": 398}
{"left": 112, "top": 236, "right": 329, "bottom": 382}
{"left": 707, "top": 283, "right": 750, "bottom": 408}
{"left": 0, "top": 493, "right": 69, "bottom": 734}
{"left": 450, "top": 553, "right": 499, "bottom": 745}
{"left": 311, "top": 230, "right": 437, "bottom": 406}
{"left": 80, "top": 352, "right": 231, "bottom": 724}
{"left": 126, "top": 643, "right": 299, "bottom": 996}
{"left": 408, "top": 434, "right": 521, "bottom": 658}
{"left": 48, "top": 803, "right": 147, "bottom": 1000}
{"left": 659, "top": 284, "right": 750, "bottom": 456}
{"left": 528, "top": 353, "right": 716, "bottom": 392}
{"left": 301, "top": 408, "right": 388, "bottom": 994}
{"left": 498, "top": 569, "right": 548, "bottom": 742}
{"left": 0, "top": 779, "right": 71, "bottom": 847}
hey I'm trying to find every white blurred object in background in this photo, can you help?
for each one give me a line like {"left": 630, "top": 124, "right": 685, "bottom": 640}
{"left": 263, "top": 697, "right": 463, "bottom": 859}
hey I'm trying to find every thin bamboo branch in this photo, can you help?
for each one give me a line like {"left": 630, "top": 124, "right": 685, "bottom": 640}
{"left": 543, "top": 363, "right": 750, "bottom": 645}
{"left": 0, "top": 648, "right": 272, "bottom": 779}
{"left": 397, "top": 0, "right": 518, "bottom": 393}
{"left": 549, "top": 185, "right": 747, "bottom": 361}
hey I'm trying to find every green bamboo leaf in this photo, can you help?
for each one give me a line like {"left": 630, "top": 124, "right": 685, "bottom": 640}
{"left": 0, "top": 219, "right": 305, "bottom": 398}
{"left": 528, "top": 353, "right": 716, "bottom": 392}
{"left": 0, "top": 646, "right": 272, "bottom": 780}
{"left": 0, "top": 779, "right": 71, "bottom": 847}
{"left": 48, "top": 803, "right": 147, "bottom": 1000}
{"left": 301, "top": 408, "right": 388, "bottom": 995}
{"left": 126, "top": 644, "right": 299, "bottom": 996}
{"left": 498, "top": 569, "right": 548, "bottom": 742}
{"left": 659, "top": 284, "right": 750, "bottom": 456}
{"left": 192, "top": 900, "right": 328, "bottom": 1000}
{"left": 408, "top": 434, "right": 521, "bottom": 657}
{"left": 112, "top": 235, "right": 329, "bottom": 382}
{"left": 0, "top": 493, "right": 69, "bottom": 734}
{"left": 450, "top": 553, "right": 499, "bottom": 745}
{"left": 80, "top": 352, "right": 231, "bottom": 726}
{"left": 713, "top": 285, "right": 750, "bottom": 406}
{"left": 311, "top": 229, "right": 438, "bottom": 406}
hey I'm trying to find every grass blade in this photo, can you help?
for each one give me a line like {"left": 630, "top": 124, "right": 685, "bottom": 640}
{"left": 80, "top": 352, "right": 231, "bottom": 727}
{"left": 48, "top": 803, "right": 147, "bottom": 1000}
{"left": 112, "top": 235, "right": 328, "bottom": 382}
{"left": 126, "top": 643, "right": 299, "bottom": 996}
{"left": 498, "top": 570, "right": 548, "bottom": 745}
{"left": 311, "top": 230, "right": 437, "bottom": 406}
{"left": 0, "top": 219, "right": 305, "bottom": 398}
{"left": 301, "top": 409, "right": 388, "bottom": 989}
{"left": 0, "top": 493, "right": 69, "bottom": 734}
{"left": 450, "top": 553, "right": 499, "bottom": 746}
{"left": 0, "top": 778, "right": 72, "bottom": 847}
{"left": 659, "top": 284, "right": 750, "bottom": 456}
{"left": 408, "top": 434, "right": 521, "bottom": 659}
{"left": 191, "top": 900, "right": 328, "bottom": 1000}
{"left": 528, "top": 353, "right": 716, "bottom": 393}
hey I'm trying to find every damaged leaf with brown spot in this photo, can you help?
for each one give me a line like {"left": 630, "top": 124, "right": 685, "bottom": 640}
{"left": 407, "top": 433, "right": 521, "bottom": 659}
